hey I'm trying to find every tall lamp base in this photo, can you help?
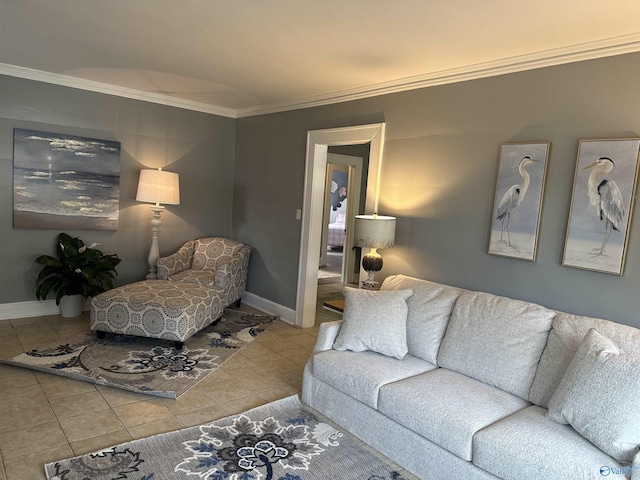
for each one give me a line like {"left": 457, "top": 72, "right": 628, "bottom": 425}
{"left": 146, "top": 205, "right": 164, "bottom": 279}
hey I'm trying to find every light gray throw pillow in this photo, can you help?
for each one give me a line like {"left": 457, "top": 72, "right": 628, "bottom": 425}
{"left": 333, "top": 287, "right": 413, "bottom": 360}
{"left": 547, "top": 328, "right": 640, "bottom": 464}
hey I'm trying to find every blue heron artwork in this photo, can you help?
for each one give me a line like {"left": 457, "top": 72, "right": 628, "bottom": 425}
{"left": 13, "top": 128, "right": 120, "bottom": 230}
{"left": 563, "top": 138, "right": 640, "bottom": 275}
{"left": 488, "top": 142, "right": 550, "bottom": 261}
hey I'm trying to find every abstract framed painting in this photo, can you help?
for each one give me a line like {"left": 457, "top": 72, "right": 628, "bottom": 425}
{"left": 13, "top": 128, "right": 120, "bottom": 230}
{"left": 562, "top": 138, "right": 640, "bottom": 275}
{"left": 488, "top": 141, "right": 550, "bottom": 261}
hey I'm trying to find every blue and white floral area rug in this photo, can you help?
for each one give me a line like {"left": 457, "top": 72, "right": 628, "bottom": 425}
{"left": 45, "top": 395, "right": 410, "bottom": 480}
{"left": 0, "top": 309, "right": 277, "bottom": 399}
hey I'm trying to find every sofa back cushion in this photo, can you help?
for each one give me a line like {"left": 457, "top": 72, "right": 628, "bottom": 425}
{"left": 437, "top": 290, "right": 556, "bottom": 400}
{"left": 528, "top": 312, "right": 640, "bottom": 407}
{"left": 381, "top": 275, "right": 462, "bottom": 365}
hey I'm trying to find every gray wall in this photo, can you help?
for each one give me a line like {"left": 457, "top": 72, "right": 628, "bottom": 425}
{"left": 0, "top": 75, "right": 236, "bottom": 304}
{"left": 5, "top": 52, "right": 640, "bottom": 328}
{"left": 235, "top": 52, "right": 640, "bottom": 328}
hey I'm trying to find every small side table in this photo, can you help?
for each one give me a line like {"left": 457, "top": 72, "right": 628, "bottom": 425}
{"left": 322, "top": 299, "right": 345, "bottom": 314}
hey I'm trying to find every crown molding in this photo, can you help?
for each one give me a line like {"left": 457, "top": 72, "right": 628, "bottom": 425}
{"left": 2, "top": 32, "right": 640, "bottom": 119}
{"left": 235, "top": 33, "right": 640, "bottom": 118}
{"left": 0, "top": 63, "right": 237, "bottom": 118}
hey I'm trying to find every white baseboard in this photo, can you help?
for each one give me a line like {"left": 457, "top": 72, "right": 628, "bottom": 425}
{"left": 242, "top": 291, "right": 296, "bottom": 326}
{"left": 0, "top": 299, "right": 60, "bottom": 320}
{"left": 0, "top": 293, "right": 295, "bottom": 326}
{"left": 0, "top": 299, "right": 92, "bottom": 321}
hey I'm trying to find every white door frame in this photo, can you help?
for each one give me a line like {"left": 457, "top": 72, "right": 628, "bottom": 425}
{"left": 295, "top": 123, "right": 385, "bottom": 328}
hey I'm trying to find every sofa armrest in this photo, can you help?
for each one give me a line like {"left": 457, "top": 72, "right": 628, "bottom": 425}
{"left": 157, "top": 240, "right": 195, "bottom": 280}
{"left": 313, "top": 320, "right": 343, "bottom": 353}
{"left": 631, "top": 450, "right": 640, "bottom": 480}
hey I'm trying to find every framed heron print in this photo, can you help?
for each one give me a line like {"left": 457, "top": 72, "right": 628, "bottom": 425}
{"left": 562, "top": 138, "right": 640, "bottom": 275}
{"left": 488, "top": 141, "right": 550, "bottom": 261}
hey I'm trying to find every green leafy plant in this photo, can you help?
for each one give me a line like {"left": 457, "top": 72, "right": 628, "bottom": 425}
{"left": 35, "top": 232, "right": 121, "bottom": 305}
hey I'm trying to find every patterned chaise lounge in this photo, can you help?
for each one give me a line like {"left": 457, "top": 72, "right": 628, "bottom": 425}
{"left": 90, "top": 237, "right": 251, "bottom": 348}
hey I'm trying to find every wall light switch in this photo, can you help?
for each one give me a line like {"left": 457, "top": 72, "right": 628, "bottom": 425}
{"left": 296, "top": 209, "right": 302, "bottom": 220}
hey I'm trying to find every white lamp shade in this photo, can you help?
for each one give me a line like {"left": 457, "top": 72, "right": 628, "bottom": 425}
{"left": 354, "top": 215, "right": 396, "bottom": 249}
{"left": 136, "top": 168, "right": 180, "bottom": 205}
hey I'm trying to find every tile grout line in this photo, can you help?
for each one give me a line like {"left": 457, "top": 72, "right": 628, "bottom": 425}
{"left": 33, "top": 326, "right": 77, "bottom": 464}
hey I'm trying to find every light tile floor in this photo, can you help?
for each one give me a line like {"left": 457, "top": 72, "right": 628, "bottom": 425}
{"left": 0, "top": 285, "right": 418, "bottom": 480}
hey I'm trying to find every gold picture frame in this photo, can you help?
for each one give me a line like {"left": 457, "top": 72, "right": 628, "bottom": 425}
{"left": 488, "top": 141, "right": 550, "bottom": 261}
{"left": 562, "top": 138, "right": 640, "bottom": 275}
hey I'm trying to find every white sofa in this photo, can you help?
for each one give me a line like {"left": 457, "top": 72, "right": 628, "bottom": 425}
{"left": 302, "top": 274, "right": 640, "bottom": 480}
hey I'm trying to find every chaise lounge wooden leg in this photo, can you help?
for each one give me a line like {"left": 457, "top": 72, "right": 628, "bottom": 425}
{"left": 174, "top": 341, "right": 184, "bottom": 350}
{"left": 96, "top": 330, "right": 106, "bottom": 339}
{"left": 235, "top": 298, "right": 242, "bottom": 308}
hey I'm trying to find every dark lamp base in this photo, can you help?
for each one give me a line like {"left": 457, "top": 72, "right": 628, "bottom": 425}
{"left": 362, "top": 251, "right": 383, "bottom": 273}
{"left": 362, "top": 250, "right": 383, "bottom": 287}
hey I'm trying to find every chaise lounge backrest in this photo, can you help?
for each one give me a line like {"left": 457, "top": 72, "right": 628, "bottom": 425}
{"left": 157, "top": 237, "right": 251, "bottom": 307}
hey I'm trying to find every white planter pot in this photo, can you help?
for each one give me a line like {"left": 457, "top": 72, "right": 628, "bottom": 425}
{"left": 59, "top": 295, "right": 83, "bottom": 318}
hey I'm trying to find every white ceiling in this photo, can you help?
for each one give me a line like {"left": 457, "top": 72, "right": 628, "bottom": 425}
{"left": 2, "top": 0, "right": 640, "bottom": 118}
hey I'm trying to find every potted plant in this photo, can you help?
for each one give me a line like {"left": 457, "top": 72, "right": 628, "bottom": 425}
{"left": 35, "top": 232, "right": 121, "bottom": 317}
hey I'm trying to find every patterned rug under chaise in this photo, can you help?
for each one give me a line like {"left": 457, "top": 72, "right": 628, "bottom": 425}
{"left": 44, "top": 395, "right": 411, "bottom": 480}
{"left": 0, "top": 309, "right": 277, "bottom": 399}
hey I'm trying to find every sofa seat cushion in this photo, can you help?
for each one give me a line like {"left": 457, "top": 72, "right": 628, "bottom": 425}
{"left": 311, "top": 350, "right": 436, "bottom": 409}
{"left": 437, "top": 290, "right": 555, "bottom": 399}
{"left": 381, "top": 275, "right": 462, "bottom": 364}
{"left": 378, "top": 368, "right": 529, "bottom": 461}
{"left": 169, "top": 269, "right": 215, "bottom": 286}
{"left": 473, "top": 406, "right": 625, "bottom": 480}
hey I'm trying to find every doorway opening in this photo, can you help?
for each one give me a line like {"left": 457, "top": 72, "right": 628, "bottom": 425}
{"left": 318, "top": 162, "right": 347, "bottom": 284}
{"left": 318, "top": 152, "right": 364, "bottom": 285}
{"left": 295, "top": 123, "right": 386, "bottom": 328}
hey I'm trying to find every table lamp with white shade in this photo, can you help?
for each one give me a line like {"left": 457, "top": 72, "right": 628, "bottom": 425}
{"left": 136, "top": 168, "right": 180, "bottom": 279}
{"left": 354, "top": 213, "right": 396, "bottom": 290}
